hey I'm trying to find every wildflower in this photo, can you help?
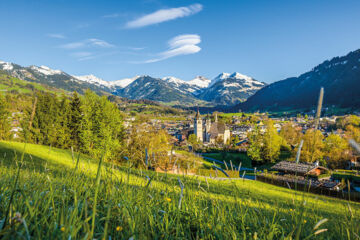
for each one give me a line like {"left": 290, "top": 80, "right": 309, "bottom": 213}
{"left": 11, "top": 212, "right": 23, "bottom": 224}
{"left": 60, "top": 227, "right": 65, "bottom": 232}
{"left": 207, "top": 223, "right": 212, "bottom": 229}
{"left": 116, "top": 226, "right": 123, "bottom": 231}
{"left": 303, "top": 220, "right": 307, "bottom": 223}
{"left": 165, "top": 197, "right": 171, "bottom": 203}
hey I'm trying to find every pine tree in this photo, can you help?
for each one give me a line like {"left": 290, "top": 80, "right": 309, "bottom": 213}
{"left": 56, "top": 95, "right": 71, "bottom": 148}
{"left": 0, "top": 95, "right": 11, "bottom": 140}
{"left": 69, "top": 92, "right": 83, "bottom": 150}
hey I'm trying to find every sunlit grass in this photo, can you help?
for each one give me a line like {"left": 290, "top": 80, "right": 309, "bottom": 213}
{"left": 0, "top": 141, "right": 359, "bottom": 239}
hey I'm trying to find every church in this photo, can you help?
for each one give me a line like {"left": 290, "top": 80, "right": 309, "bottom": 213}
{"left": 194, "top": 110, "right": 231, "bottom": 145}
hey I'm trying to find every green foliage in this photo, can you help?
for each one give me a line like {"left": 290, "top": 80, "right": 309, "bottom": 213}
{"left": 69, "top": 92, "right": 82, "bottom": 150}
{"left": 300, "top": 129, "right": 324, "bottom": 163}
{"left": 188, "top": 133, "right": 200, "bottom": 148}
{"left": 336, "top": 115, "right": 360, "bottom": 129}
{"left": 248, "top": 121, "right": 284, "bottom": 163}
{"left": 247, "top": 126, "right": 263, "bottom": 162}
{"left": 0, "top": 95, "right": 11, "bottom": 140}
{"left": 323, "top": 134, "right": 349, "bottom": 169}
{"left": 262, "top": 120, "right": 282, "bottom": 163}
{"left": 280, "top": 122, "right": 303, "bottom": 146}
{"left": 124, "top": 126, "right": 171, "bottom": 168}
{"left": 22, "top": 90, "right": 125, "bottom": 161}
{"left": 0, "top": 70, "right": 67, "bottom": 95}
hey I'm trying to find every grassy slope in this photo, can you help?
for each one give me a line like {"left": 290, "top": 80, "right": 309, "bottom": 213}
{"left": 0, "top": 141, "right": 359, "bottom": 239}
{"left": 202, "top": 152, "right": 252, "bottom": 168}
{"left": 0, "top": 71, "right": 67, "bottom": 95}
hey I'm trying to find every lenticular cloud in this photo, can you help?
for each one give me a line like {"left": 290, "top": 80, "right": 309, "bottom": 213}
{"left": 145, "top": 34, "right": 201, "bottom": 63}
{"left": 126, "top": 4, "right": 203, "bottom": 29}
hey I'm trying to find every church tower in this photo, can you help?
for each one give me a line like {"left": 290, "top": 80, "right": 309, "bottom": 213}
{"left": 194, "top": 109, "right": 203, "bottom": 142}
{"left": 204, "top": 114, "right": 211, "bottom": 142}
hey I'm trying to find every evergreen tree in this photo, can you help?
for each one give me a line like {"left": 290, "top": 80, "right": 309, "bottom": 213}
{"left": 56, "top": 95, "right": 71, "bottom": 148}
{"left": 69, "top": 92, "right": 83, "bottom": 150}
{"left": 0, "top": 95, "right": 11, "bottom": 140}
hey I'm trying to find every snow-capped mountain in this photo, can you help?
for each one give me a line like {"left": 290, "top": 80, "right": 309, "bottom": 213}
{"left": 30, "top": 65, "right": 62, "bottom": 75}
{"left": 0, "top": 61, "right": 14, "bottom": 71}
{"left": 197, "top": 72, "right": 266, "bottom": 105}
{"left": 0, "top": 59, "right": 265, "bottom": 106}
{"left": 0, "top": 61, "right": 111, "bottom": 94}
{"left": 114, "top": 75, "right": 202, "bottom": 105}
{"left": 112, "top": 76, "right": 140, "bottom": 88}
{"left": 73, "top": 74, "right": 141, "bottom": 89}
{"left": 188, "top": 76, "right": 211, "bottom": 88}
{"left": 162, "top": 76, "right": 204, "bottom": 94}
{"left": 74, "top": 74, "right": 112, "bottom": 88}
{"left": 209, "top": 72, "right": 231, "bottom": 87}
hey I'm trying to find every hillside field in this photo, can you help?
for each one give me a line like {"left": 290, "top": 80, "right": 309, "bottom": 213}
{"left": 0, "top": 141, "right": 359, "bottom": 239}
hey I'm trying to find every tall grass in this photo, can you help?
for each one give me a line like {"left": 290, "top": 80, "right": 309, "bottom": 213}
{"left": 0, "top": 141, "right": 359, "bottom": 239}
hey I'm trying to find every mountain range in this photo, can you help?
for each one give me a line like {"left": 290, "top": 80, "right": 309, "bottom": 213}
{"left": 0, "top": 60, "right": 265, "bottom": 106}
{"left": 235, "top": 49, "right": 360, "bottom": 112}
{"left": 2, "top": 48, "right": 359, "bottom": 111}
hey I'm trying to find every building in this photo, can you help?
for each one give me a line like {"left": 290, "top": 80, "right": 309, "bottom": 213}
{"left": 271, "top": 161, "right": 329, "bottom": 177}
{"left": 194, "top": 110, "right": 203, "bottom": 142}
{"left": 194, "top": 110, "right": 230, "bottom": 145}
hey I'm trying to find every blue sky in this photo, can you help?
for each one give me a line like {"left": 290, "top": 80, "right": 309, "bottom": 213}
{"left": 0, "top": 0, "right": 360, "bottom": 83}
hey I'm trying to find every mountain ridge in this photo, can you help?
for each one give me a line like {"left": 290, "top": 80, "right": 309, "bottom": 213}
{"left": 235, "top": 49, "right": 360, "bottom": 111}
{"left": 0, "top": 60, "right": 264, "bottom": 106}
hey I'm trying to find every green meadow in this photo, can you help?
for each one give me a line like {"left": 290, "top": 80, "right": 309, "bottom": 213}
{"left": 0, "top": 141, "right": 359, "bottom": 239}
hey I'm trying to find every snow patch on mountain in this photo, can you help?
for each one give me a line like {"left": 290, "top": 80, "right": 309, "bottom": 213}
{"left": 162, "top": 76, "right": 186, "bottom": 86}
{"left": 111, "top": 76, "right": 140, "bottom": 88}
{"left": 210, "top": 72, "right": 231, "bottom": 86}
{"left": 187, "top": 76, "right": 210, "bottom": 88}
{"left": 0, "top": 61, "right": 14, "bottom": 71}
{"left": 74, "top": 74, "right": 111, "bottom": 87}
{"left": 30, "top": 65, "right": 62, "bottom": 75}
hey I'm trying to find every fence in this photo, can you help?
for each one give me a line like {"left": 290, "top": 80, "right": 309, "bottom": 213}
{"left": 257, "top": 174, "right": 360, "bottom": 202}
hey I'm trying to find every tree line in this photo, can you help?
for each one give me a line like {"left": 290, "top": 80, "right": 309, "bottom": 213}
{"left": 247, "top": 117, "right": 360, "bottom": 169}
{"left": 0, "top": 90, "right": 125, "bottom": 161}
{"left": 0, "top": 89, "right": 177, "bottom": 167}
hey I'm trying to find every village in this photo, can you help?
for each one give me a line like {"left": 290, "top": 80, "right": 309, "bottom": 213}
{"left": 121, "top": 110, "right": 360, "bottom": 199}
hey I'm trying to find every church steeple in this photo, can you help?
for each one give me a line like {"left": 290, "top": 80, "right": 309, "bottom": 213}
{"left": 195, "top": 108, "right": 200, "bottom": 118}
{"left": 194, "top": 108, "right": 203, "bottom": 142}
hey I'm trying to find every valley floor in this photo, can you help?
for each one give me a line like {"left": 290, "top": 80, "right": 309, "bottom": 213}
{"left": 0, "top": 141, "right": 359, "bottom": 239}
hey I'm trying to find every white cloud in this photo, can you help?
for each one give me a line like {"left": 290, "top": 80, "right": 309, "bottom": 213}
{"left": 144, "top": 34, "right": 201, "bottom": 63}
{"left": 47, "top": 33, "right": 66, "bottom": 39}
{"left": 125, "top": 3, "right": 202, "bottom": 28}
{"left": 60, "top": 39, "right": 115, "bottom": 49}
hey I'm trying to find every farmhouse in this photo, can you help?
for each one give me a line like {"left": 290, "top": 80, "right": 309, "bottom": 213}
{"left": 271, "top": 161, "right": 329, "bottom": 177}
